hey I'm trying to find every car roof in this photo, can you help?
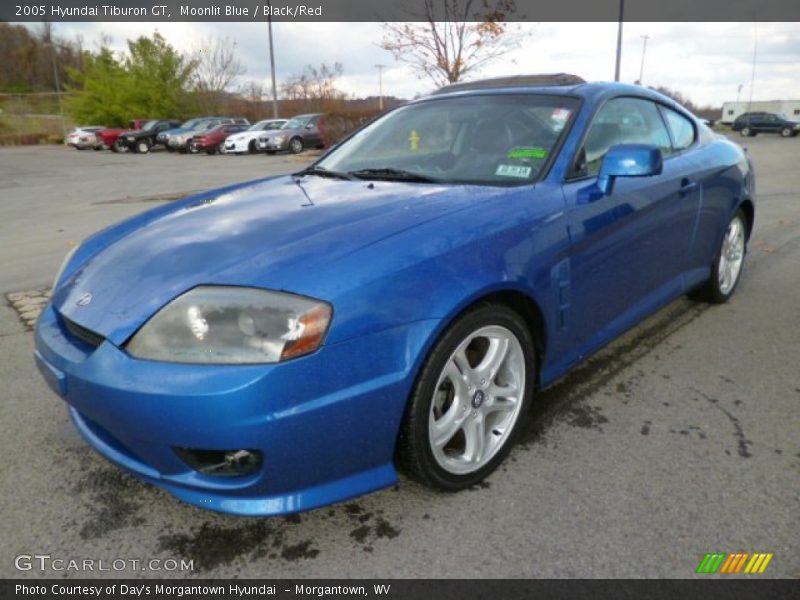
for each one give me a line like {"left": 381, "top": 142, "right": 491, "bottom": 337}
{"left": 422, "top": 75, "right": 695, "bottom": 116}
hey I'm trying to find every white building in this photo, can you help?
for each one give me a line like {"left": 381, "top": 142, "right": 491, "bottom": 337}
{"left": 720, "top": 100, "right": 800, "bottom": 124}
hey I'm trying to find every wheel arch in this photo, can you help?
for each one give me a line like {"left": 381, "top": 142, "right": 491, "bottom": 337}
{"left": 410, "top": 286, "right": 550, "bottom": 397}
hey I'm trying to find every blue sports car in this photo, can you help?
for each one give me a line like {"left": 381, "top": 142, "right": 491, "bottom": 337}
{"left": 35, "top": 75, "right": 754, "bottom": 516}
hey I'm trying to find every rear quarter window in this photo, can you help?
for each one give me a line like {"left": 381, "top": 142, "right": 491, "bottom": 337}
{"left": 662, "top": 107, "right": 696, "bottom": 151}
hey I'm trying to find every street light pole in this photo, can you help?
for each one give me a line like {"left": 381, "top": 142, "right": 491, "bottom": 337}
{"left": 375, "top": 64, "right": 386, "bottom": 111}
{"left": 267, "top": 3, "right": 279, "bottom": 118}
{"left": 614, "top": 0, "right": 624, "bottom": 81}
{"left": 638, "top": 34, "right": 649, "bottom": 84}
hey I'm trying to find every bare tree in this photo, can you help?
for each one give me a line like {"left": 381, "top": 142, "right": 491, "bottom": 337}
{"left": 380, "top": 0, "right": 526, "bottom": 87}
{"left": 280, "top": 63, "right": 348, "bottom": 109}
{"left": 192, "top": 36, "right": 245, "bottom": 95}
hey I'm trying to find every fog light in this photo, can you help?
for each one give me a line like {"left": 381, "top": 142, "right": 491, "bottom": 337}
{"left": 174, "top": 448, "right": 263, "bottom": 477}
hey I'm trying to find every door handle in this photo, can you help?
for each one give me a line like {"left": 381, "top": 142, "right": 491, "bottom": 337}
{"left": 679, "top": 178, "right": 698, "bottom": 197}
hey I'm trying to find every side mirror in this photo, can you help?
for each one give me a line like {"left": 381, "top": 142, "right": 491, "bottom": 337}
{"left": 597, "top": 144, "right": 663, "bottom": 195}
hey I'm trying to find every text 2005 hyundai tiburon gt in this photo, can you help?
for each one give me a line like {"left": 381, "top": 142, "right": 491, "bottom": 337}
{"left": 35, "top": 74, "right": 754, "bottom": 516}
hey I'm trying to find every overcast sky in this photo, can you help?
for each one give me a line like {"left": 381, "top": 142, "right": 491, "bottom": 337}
{"left": 42, "top": 21, "right": 800, "bottom": 107}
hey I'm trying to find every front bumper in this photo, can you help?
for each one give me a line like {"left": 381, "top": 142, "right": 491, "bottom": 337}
{"left": 258, "top": 138, "right": 288, "bottom": 152}
{"left": 34, "top": 304, "right": 438, "bottom": 516}
{"left": 225, "top": 139, "right": 253, "bottom": 153}
{"left": 168, "top": 138, "right": 191, "bottom": 149}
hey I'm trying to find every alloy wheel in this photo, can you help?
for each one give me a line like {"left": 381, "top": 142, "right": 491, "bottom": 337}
{"left": 718, "top": 215, "right": 745, "bottom": 295}
{"left": 428, "top": 325, "right": 525, "bottom": 475}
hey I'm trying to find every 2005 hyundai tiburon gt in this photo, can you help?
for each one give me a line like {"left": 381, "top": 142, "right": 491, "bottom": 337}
{"left": 35, "top": 74, "right": 754, "bottom": 515}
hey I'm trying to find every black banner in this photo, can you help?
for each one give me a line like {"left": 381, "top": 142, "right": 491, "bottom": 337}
{"left": 5, "top": 0, "right": 800, "bottom": 23}
{"left": 3, "top": 579, "right": 799, "bottom": 600}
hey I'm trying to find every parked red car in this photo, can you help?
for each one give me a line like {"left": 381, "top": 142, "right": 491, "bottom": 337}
{"left": 188, "top": 123, "right": 248, "bottom": 155}
{"left": 96, "top": 119, "right": 150, "bottom": 151}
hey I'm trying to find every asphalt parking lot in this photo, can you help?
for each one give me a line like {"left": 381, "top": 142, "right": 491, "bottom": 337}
{"left": 0, "top": 137, "right": 798, "bottom": 579}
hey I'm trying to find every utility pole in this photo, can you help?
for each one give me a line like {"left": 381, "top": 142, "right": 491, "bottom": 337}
{"left": 375, "top": 64, "right": 386, "bottom": 111}
{"left": 638, "top": 34, "right": 649, "bottom": 84}
{"left": 46, "top": 41, "right": 66, "bottom": 137}
{"left": 614, "top": 0, "right": 624, "bottom": 82}
{"left": 267, "top": 2, "right": 279, "bottom": 118}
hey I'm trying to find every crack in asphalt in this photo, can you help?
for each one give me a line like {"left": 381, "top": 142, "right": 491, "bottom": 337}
{"left": 690, "top": 386, "right": 753, "bottom": 458}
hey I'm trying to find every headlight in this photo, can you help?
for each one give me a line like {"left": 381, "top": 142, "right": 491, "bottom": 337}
{"left": 126, "top": 286, "right": 332, "bottom": 364}
{"left": 53, "top": 244, "right": 79, "bottom": 289}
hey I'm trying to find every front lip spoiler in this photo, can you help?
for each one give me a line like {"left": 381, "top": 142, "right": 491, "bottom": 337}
{"left": 69, "top": 406, "right": 398, "bottom": 516}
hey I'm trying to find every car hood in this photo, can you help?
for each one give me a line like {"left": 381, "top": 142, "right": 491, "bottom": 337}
{"left": 54, "top": 176, "right": 479, "bottom": 345}
{"left": 228, "top": 131, "right": 259, "bottom": 142}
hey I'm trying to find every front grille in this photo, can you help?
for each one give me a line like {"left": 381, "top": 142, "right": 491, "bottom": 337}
{"left": 62, "top": 316, "right": 105, "bottom": 348}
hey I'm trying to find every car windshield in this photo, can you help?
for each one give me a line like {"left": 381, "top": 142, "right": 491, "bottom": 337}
{"left": 141, "top": 120, "right": 158, "bottom": 131}
{"left": 249, "top": 121, "right": 278, "bottom": 131}
{"left": 180, "top": 118, "right": 201, "bottom": 129}
{"left": 193, "top": 121, "right": 217, "bottom": 131}
{"left": 283, "top": 117, "right": 310, "bottom": 129}
{"left": 317, "top": 94, "right": 578, "bottom": 186}
{"left": 265, "top": 121, "right": 285, "bottom": 130}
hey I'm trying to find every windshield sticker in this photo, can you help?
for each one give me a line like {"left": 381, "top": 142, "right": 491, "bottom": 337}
{"left": 495, "top": 164, "right": 532, "bottom": 178}
{"left": 409, "top": 129, "right": 420, "bottom": 151}
{"left": 508, "top": 147, "right": 548, "bottom": 160}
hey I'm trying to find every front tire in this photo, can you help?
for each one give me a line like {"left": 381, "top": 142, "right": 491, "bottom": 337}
{"left": 691, "top": 209, "right": 747, "bottom": 304}
{"left": 397, "top": 304, "right": 534, "bottom": 491}
{"left": 780, "top": 127, "right": 792, "bottom": 138}
{"left": 740, "top": 127, "right": 754, "bottom": 137}
{"left": 111, "top": 139, "right": 128, "bottom": 153}
{"left": 288, "top": 137, "right": 304, "bottom": 154}
{"left": 135, "top": 140, "right": 151, "bottom": 154}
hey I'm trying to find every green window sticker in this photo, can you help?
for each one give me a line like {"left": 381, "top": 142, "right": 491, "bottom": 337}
{"left": 495, "top": 164, "right": 532, "bottom": 178}
{"left": 507, "top": 147, "right": 548, "bottom": 159}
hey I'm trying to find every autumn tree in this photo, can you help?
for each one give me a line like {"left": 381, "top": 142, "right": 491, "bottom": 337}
{"left": 380, "top": 0, "right": 526, "bottom": 87}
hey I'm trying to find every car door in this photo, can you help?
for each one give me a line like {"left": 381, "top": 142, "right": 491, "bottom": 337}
{"left": 303, "top": 116, "right": 322, "bottom": 146}
{"left": 559, "top": 96, "right": 699, "bottom": 355}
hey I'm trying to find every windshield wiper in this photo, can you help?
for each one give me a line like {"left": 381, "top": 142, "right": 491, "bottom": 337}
{"left": 293, "top": 165, "right": 356, "bottom": 181}
{"left": 347, "top": 168, "right": 441, "bottom": 183}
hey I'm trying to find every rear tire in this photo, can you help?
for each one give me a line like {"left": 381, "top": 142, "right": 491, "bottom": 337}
{"left": 740, "top": 127, "right": 752, "bottom": 137}
{"left": 690, "top": 209, "right": 747, "bottom": 304}
{"left": 248, "top": 140, "right": 257, "bottom": 154}
{"left": 397, "top": 304, "right": 534, "bottom": 491}
{"left": 112, "top": 139, "right": 128, "bottom": 153}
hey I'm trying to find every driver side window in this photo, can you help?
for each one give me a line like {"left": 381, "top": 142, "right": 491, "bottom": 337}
{"left": 572, "top": 97, "right": 672, "bottom": 178}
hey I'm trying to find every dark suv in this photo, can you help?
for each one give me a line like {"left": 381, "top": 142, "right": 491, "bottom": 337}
{"left": 732, "top": 112, "right": 800, "bottom": 138}
{"left": 116, "top": 119, "right": 182, "bottom": 153}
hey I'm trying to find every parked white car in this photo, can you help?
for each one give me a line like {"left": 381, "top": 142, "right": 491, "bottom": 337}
{"left": 65, "top": 126, "right": 104, "bottom": 150}
{"left": 223, "top": 119, "right": 287, "bottom": 154}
